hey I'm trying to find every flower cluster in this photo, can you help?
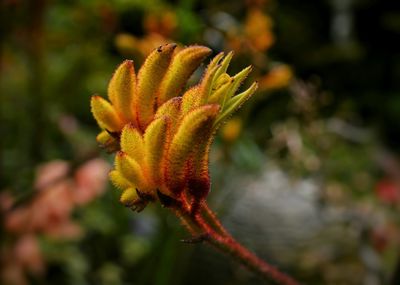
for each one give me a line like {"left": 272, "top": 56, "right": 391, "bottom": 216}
{"left": 91, "top": 44, "right": 257, "bottom": 213}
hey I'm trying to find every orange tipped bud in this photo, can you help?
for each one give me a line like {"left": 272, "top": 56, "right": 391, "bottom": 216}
{"left": 165, "top": 104, "right": 219, "bottom": 194}
{"left": 154, "top": 97, "right": 182, "bottom": 130}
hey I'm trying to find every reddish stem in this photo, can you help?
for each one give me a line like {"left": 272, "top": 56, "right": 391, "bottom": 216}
{"left": 201, "top": 203, "right": 231, "bottom": 237}
{"left": 206, "top": 232, "right": 300, "bottom": 285}
{"left": 177, "top": 202, "right": 301, "bottom": 285}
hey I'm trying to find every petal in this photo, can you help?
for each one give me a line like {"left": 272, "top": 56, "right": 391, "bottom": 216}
{"left": 195, "top": 64, "right": 221, "bottom": 106}
{"left": 206, "top": 52, "right": 224, "bottom": 71}
{"left": 215, "top": 82, "right": 258, "bottom": 126}
{"left": 213, "top": 51, "right": 233, "bottom": 83}
{"left": 208, "top": 78, "right": 232, "bottom": 105}
{"left": 220, "top": 66, "right": 253, "bottom": 107}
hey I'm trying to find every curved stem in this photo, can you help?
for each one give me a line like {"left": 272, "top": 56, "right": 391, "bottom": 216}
{"left": 201, "top": 203, "right": 231, "bottom": 237}
{"left": 176, "top": 203, "right": 301, "bottom": 285}
{"left": 206, "top": 232, "right": 300, "bottom": 285}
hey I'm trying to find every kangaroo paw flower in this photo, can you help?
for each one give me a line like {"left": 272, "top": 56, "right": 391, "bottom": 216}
{"left": 91, "top": 43, "right": 257, "bottom": 209}
{"left": 89, "top": 44, "right": 303, "bottom": 285}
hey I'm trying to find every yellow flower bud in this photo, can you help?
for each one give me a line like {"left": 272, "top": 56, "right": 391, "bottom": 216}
{"left": 108, "top": 60, "right": 137, "bottom": 122}
{"left": 157, "top": 45, "right": 212, "bottom": 106}
{"left": 143, "top": 116, "right": 169, "bottom": 185}
{"left": 96, "top": 131, "right": 119, "bottom": 153}
{"left": 109, "top": 170, "right": 133, "bottom": 190}
{"left": 136, "top": 43, "right": 177, "bottom": 130}
{"left": 120, "top": 187, "right": 139, "bottom": 206}
{"left": 91, "top": 95, "right": 124, "bottom": 132}
{"left": 165, "top": 104, "right": 219, "bottom": 195}
{"left": 120, "top": 124, "right": 145, "bottom": 163}
{"left": 115, "top": 152, "right": 149, "bottom": 194}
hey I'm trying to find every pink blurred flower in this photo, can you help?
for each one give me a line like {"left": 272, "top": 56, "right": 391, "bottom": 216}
{"left": 14, "top": 235, "right": 45, "bottom": 274}
{"left": 5, "top": 181, "right": 76, "bottom": 237}
{"left": 73, "top": 158, "right": 110, "bottom": 205}
{"left": 0, "top": 192, "right": 14, "bottom": 212}
{"left": 1, "top": 158, "right": 110, "bottom": 285}
{"left": 34, "top": 160, "right": 70, "bottom": 191}
{"left": 29, "top": 158, "right": 111, "bottom": 238}
{"left": 1, "top": 235, "right": 44, "bottom": 285}
{"left": 5, "top": 158, "right": 110, "bottom": 236}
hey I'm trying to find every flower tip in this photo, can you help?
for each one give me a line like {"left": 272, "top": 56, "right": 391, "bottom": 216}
{"left": 112, "top": 60, "right": 135, "bottom": 80}
{"left": 91, "top": 95, "right": 124, "bottom": 132}
{"left": 243, "top": 65, "right": 253, "bottom": 73}
{"left": 231, "top": 65, "right": 253, "bottom": 83}
{"left": 204, "top": 103, "right": 220, "bottom": 114}
{"left": 121, "top": 59, "right": 134, "bottom": 70}
{"left": 200, "top": 46, "right": 212, "bottom": 56}
{"left": 124, "top": 122, "right": 136, "bottom": 130}
{"left": 188, "top": 45, "right": 213, "bottom": 57}
{"left": 116, "top": 151, "right": 127, "bottom": 159}
{"left": 120, "top": 188, "right": 139, "bottom": 207}
{"left": 157, "top": 42, "right": 178, "bottom": 53}
{"left": 215, "top": 51, "right": 225, "bottom": 62}
{"left": 122, "top": 59, "right": 133, "bottom": 64}
{"left": 251, "top": 81, "right": 259, "bottom": 91}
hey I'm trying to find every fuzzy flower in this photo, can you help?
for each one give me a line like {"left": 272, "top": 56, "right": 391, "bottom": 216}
{"left": 91, "top": 44, "right": 257, "bottom": 213}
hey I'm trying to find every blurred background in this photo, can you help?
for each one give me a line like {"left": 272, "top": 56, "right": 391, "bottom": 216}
{"left": 1, "top": 0, "right": 400, "bottom": 284}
